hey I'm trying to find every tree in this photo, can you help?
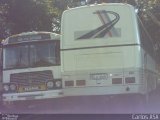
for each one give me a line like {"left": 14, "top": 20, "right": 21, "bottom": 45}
{"left": 0, "top": 0, "right": 62, "bottom": 40}
{"left": 8, "top": 0, "right": 62, "bottom": 33}
{"left": 0, "top": 1, "right": 10, "bottom": 40}
{"left": 134, "top": 0, "right": 160, "bottom": 60}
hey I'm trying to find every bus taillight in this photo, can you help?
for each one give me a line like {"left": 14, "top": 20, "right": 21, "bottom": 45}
{"left": 76, "top": 80, "right": 86, "bottom": 86}
{"left": 125, "top": 77, "right": 135, "bottom": 84}
{"left": 65, "top": 81, "right": 74, "bottom": 87}
{"left": 112, "top": 78, "right": 122, "bottom": 84}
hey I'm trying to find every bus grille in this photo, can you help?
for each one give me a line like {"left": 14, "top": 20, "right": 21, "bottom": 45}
{"left": 10, "top": 70, "right": 53, "bottom": 85}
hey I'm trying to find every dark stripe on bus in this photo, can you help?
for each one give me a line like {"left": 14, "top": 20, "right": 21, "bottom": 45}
{"left": 61, "top": 43, "right": 140, "bottom": 51}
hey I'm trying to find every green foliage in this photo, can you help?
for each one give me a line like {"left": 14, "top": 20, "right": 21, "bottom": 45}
{"left": 0, "top": 0, "right": 62, "bottom": 40}
{"left": 0, "top": 1, "right": 9, "bottom": 40}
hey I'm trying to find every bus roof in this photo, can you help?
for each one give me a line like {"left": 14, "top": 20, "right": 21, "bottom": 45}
{"left": 64, "top": 3, "right": 134, "bottom": 13}
{"left": 2, "top": 31, "right": 60, "bottom": 45}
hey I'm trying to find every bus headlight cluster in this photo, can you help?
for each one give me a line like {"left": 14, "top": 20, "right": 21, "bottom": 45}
{"left": 46, "top": 80, "right": 62, "bottom": 89}
{"left": 10, "top": 84, "right": 17, "bottom": 91}
{"left": 55, "top": 81, "right": 61, "bottom": 87}
{"left": 47, "top": 81, "right": 54, "bottom": 88}
{"left": 3, "top": 85, "right": 9, "bottom": 91}
{"left": 3, "top": 84, "right": 17, "bottom": 92}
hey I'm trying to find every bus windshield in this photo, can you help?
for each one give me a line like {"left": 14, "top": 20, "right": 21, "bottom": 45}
{"left": 3, "top": 41, "right": 60, "bottom": 69}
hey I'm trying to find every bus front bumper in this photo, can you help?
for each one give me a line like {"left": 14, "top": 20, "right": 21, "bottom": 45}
{"left": 2, "top": 90, "right": 63, "bottom": 102}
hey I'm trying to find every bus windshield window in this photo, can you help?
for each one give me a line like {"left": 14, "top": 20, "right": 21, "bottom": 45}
{"left": 30, "top": 42, "right": 57, "bottom": 67}
{"left": 4, "top": 45, "right": 29, "bottom": 69}
{"left": 3, "top": 41, "right": 59, "bottom": 69}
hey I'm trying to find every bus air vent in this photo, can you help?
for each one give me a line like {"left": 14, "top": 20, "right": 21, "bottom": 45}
{"left": 10, "top": 70, "right": 53, "bottom": 85}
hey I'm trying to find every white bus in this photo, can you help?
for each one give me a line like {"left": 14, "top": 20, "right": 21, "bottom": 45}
{"left": 0, "top": 46, "right": 2, "bottom": 105}
{"left": 2, "top": 31, "right": 63, "bottom": 103}
{"left": 61, "top": 3, "right": 159, "bottom": 99}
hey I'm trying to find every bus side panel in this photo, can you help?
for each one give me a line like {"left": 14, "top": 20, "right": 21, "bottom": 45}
{"left": 141, "top": 48, "right": 158, "bottom": 93}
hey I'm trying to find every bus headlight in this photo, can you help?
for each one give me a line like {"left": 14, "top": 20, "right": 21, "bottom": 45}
{"left": 3, "top": 85, "right": 9, "bottom": 91}
{"left": 10, "top": 84, "right": 16, "bottom": 91}
{"left": 55, "top": 81, "right": 62, "bottom": 88}
{"left": 47, "top": 81, "right": 54, "bottom": 88}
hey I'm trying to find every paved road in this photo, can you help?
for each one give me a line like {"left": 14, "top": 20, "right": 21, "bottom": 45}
{"left": 1, "top": 90, "right": 160, "bottom": 114}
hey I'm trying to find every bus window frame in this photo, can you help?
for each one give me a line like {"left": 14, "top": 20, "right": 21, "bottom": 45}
{"left": 2, "top": 40, "right": 60, "bottom": 70}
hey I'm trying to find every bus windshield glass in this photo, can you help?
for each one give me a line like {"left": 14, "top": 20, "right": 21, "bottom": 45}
{"left": 3, "top": 41, "right": 60, "bottom": 69}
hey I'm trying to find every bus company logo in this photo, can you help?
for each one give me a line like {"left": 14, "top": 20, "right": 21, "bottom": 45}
{"left": 76, "top": 10, "right": 121, "bottom": 40}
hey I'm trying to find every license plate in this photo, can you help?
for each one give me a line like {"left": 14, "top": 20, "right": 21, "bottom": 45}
{"left": 90, "top": 73, "right": 108, "bottom": 80}
{"left": 18, "top": 85, "right": 46, "bottom": 92}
